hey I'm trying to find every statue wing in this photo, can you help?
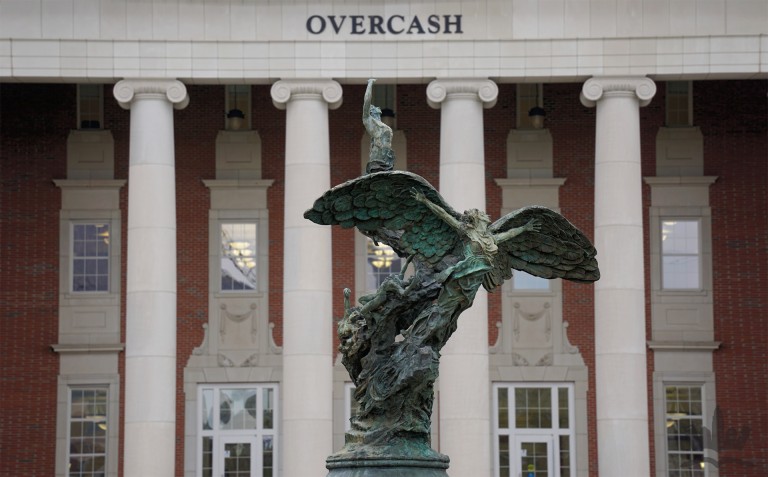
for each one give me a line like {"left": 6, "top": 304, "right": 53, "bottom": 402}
{"left": 485, "top": 206, "right": 600, "bottom": 290}
{"left": 304, "top": 171, "right": 463, "bottom": 269}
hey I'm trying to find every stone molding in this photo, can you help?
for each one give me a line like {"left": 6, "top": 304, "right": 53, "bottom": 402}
{"left": 580, "top": 76, "right": 656, "bottom": 107}
{"left": 270, "top": 79, "right": 343, "bottom": 110}
{"left": 113, "top": 78, "right": 189, "bottom": 110}
{"left": 426, "top": 78, "right": 498, "bottom": 109}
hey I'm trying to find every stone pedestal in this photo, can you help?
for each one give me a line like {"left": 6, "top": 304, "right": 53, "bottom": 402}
{"left": 327, "top": 456, "right": 449, "bottom": 477}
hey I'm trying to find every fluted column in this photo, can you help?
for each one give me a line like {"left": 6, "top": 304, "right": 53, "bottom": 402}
{"left": 271, "top": 79, "right": 343, "bottom": 477}
{"left": 427, "top": 78, "right": 498, "bottom": 477}
{"left": 580, "top": 76, "right": 656, "bottom": 476}
{"left": 113, "top": 79, "right": 188, "bottom": 477}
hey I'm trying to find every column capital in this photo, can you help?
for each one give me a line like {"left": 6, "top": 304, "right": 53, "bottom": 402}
{"left": 426, "top": 78, "right": 498, "bottom": 110}
{"left": 580, "top": 76, "right": 656, "bottom": 108}
{"left": 113, "top": 79, "right": 189, "bottom": 110}
{"left": 270, "top": 79, "right": 343, "bottom": 110}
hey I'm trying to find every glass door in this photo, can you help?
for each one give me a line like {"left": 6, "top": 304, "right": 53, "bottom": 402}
{"left": 219, "top": 436, "right": 258, "bottom": 477}
{"left": 515, "top": 435, "right": 553, "bottom": 477}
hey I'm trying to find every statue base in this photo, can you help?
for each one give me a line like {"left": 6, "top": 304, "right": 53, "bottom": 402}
{"left": 326, "top": 456, "right": 449, "bottom": 477}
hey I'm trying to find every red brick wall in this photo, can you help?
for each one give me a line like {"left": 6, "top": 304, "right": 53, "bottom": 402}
{"left": 700, "top": 80, "right": 768, "bottom": 474}
{"left": 1, "top": 80, "right": 766, "bottom": 477}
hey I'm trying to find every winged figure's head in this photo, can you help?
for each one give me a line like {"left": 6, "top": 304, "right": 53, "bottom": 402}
{"left": 463, "top": 209, "right": 492, "bottom": 229}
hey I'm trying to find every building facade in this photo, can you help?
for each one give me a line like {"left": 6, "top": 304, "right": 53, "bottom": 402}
{"left": 1, "top": 1, "right": 767, "bottom": 477}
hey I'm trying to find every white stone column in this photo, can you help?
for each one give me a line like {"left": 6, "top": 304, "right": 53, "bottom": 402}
{"left": 113, "top": 79, "right": 189, "bottom": 477}
{"left": 271, "top": 79, "right": 342, "bottom": 477}
{"left": 427, "top": 78, "right": 498, "bottom": 477}
{"left": 580, "top": 76, "right": 656, "bottom": 476}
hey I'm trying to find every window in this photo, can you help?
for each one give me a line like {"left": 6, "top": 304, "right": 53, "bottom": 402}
{"left": 666, "top": 81, "right": 692, "bottom": 127}
{"left": 661, "top": 219, "right": 701, "bottom": 290}
{"left": 72, "top": 223, "right": 110, "bottom": 293}
{"left": 226, "top": 85, "right": 251, "bottom": 130}
{"left": 512, "top": 270, "right": 550, "bottom": 291}
{"left": 199, "top": 384, "right": 277, "bottom": 477}
{"left": 494, "top": 384, "right": 574, "bottom": 477}
{"left": 78, "top": 84, "right": 103, "bottom": 129}
{"left": 665, "top": 385, "right": 705, "bottom": 476}
{"left": 365, "top": 238, "right": 402, "bottom": 292}
{"left": 68, "top": 387, "right": 108, "bottom": 477}
{"left": 517, "top": 84, "right": 543, "bottom": 129}
{"left": 221, "top": 223, "right": 258, "bottom": 291}
{"left": 372, "top": 83, "right": 396, "bottom": 129}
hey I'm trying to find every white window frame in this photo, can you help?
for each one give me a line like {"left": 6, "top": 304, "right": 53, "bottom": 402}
{"left": 70, "top": 221, "right": 111, "bottom": 294}
{"left": 67, "top": 385, "right": 110, "bottom": 476}
{"left": 56, "top": 375, "right": 120, "bottom": 477}
{"left": 663, "top": 383, "right": 707, "bottom": 477}
{"left": 653, "top": 374, "right": 719, "bottom": 477}
{"left": 77, "top": 84, "right": 104, "bottom": 130}
{"left": 197, "top": 383, "right": 279, "bottom": 477}
{"left": 660, "top": 218, "right": 702, "bottom": 291}
{"left": 493, "top": 383, "right": 575, "bottom": 477}
{"left": 219, "top": 221, "right": 259, "bottom": 293}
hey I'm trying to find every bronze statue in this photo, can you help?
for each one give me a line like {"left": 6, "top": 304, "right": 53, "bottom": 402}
{"left": 305, "top": 80, "right": 599, "bottom": 476}
{"left": 362, "top": 78, "right": 396, "bottom": 173}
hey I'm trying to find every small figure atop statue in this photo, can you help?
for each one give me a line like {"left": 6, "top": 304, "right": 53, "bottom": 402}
{"left": 363, "top": 78, "right": 396, "bottom": 174}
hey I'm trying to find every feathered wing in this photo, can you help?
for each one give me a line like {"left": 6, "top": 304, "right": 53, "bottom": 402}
{"left": 485, "top": 206, "right": 600, "bottom": 290}
{"left": 304, "top": 171, "right": 463, "bottom": 270}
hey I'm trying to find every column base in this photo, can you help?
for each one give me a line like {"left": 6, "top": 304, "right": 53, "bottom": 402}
{"left": 326, "top": 455, "right": 449, "bottom": 477}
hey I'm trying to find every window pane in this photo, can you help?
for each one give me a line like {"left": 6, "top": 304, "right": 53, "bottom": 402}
{"left": 516, "top": 388, "right": 552, "bottom": 429}
{"left": 517, "top": 84, "right": 540, "bottom": 129}
{"left": 558, "top": 387, "right": 569, "bottom": 429}
{"left": 366, "top": 238, "right": 402, "bottom": 292}
{"left": 69, "top": 387, "right": 108, "bottom": 477}
{"left": 513, "top": 270, "right": 550, "bottom": 291}
{"left": 78, "top": 84, "right": 102, "bottom": 128}
{"left": 202, "top": 389, "right": 213, "bottom": 430}
{"left": 498, "top": 435, "right": 510, "bottom": 477}
{"left": 498, "top": 387, "right": 509, "bottom": 429}
{"left": 661, "top": 220, "right": 700, "bottom": 289}
{"left": 72, "top": 223, "right": 110, "bottom": 292}
{"left": 666, "top": 81, "right": 691, "bottom": 127}
{"left": 263, "top": 388, "right": 274, "bottom": 429}
{"left": 202, "top": 436, "right": 213, "bottom": 477}
{"left": 662, "top": 221, "right": 699, "bottom": 254}
{"left": 559, "top": 435, "right": 571, "bottom": 477}
{"left": 221, "top": 223, "right": 257, "bottom": 291}
{"left": 263, "top": 436, "right": 274, "bottom": 477}
{"left": 666, "top": 385, "right": 705, "bottom": 476}
{"left": 219, "top": 388, "right": 258, "bottom": 430}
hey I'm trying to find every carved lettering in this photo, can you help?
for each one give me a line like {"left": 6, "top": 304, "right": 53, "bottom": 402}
{"left": 306, "top": 15, "right": 326, "bottom": 34}
{"left": 329, "top": 15, "right": 347, "bottom": 34}
{"left": 305, "top": 14, "right": 463, "bottom": 35}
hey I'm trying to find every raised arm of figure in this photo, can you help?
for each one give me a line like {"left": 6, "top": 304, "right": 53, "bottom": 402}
{"left": 411, "top": 188, "right": 463, "bottom": 232}
{"left": 494, "top": 219, "right": 541, "bottom": 244}
{"left": 363, "top": 78, "right": 375, "bottom": 127}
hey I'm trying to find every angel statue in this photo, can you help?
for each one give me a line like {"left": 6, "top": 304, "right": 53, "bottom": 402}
{"left": 308, "top": 84, "right": 599, "bottom": 476}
